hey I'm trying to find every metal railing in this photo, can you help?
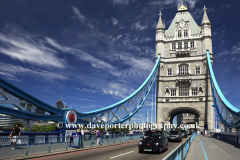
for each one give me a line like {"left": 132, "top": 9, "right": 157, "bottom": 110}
{"left": 163, "top": 133, "right": 196, "bottom": 160}
{"left": 213, "top": 133, "right": 240, "bottom": 146}
{"left": 0, "top": 133, "right": 142, "bottom": 158}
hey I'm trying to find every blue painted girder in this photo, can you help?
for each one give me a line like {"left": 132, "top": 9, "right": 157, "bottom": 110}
{"left": 207, "top": 50, "right": 240, "bottom": 128}
{"left": 0, "top": 55, "right": 161, "bottom": 124}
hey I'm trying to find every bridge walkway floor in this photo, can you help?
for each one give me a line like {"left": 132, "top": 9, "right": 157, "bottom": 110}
{"left": 185, "top": 135, "right": 240, "bottom": 160}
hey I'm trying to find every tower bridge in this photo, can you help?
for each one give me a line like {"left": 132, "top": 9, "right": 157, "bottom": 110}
{"left": 155, "top": 4, "right": 214, "bottom": 132}
{"left": 0, "top": 2, "right": 240, "bottom": 160}
{"left": 0, "top": 3, "right": 239, "bottom": 136}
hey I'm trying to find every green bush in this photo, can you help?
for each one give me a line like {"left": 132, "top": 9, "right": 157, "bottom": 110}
{"left": 23, "top": 127, "right": 29, "bottom": 132}
{"left": 31, "top": 124, "right": 56, "bottom": 132}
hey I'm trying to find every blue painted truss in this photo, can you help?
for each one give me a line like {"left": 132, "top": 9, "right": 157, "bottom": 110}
{"left": 0, "top": 55, "right": 161, "bottom": 125}
{"left": 207, "top": 51, "right": 240, "bottom": 128}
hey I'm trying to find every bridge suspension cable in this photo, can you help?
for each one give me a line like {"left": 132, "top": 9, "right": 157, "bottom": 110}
{"left": 0, "top": 55, "right": 161, "bottom": 125}
{"left": 207, "top": 50, "right": 240, "bottom": 129}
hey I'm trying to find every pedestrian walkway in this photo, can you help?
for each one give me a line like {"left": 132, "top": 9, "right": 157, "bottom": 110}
{"left": 185, "top": 135, "right": 240, "bottom": 160}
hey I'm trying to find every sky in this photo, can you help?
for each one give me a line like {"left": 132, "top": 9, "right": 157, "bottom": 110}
{"left": 0, "top": 0, "right": 240, "bottom": 124}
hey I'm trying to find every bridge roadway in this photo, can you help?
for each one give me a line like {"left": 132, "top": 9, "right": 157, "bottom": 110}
{"left": 30, "top": 136, "right": 190, "bottom": 160}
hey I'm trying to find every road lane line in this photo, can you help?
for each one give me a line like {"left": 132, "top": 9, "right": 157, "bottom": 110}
{"left": 32, "top": 142, "right": 138, "bottom": 160}
{"left": 198, "top": 135, "right": 208, "bottom": 160}
{"left": 109, "top": 151, "right": 134, "bottom": 159}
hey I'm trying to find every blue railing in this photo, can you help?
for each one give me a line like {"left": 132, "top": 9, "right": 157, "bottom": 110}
{"left": 0, "top": 133, "right": 142, "bottom": 158}
{"left": 163, "top": 133, "right": 196, "bottom": 160}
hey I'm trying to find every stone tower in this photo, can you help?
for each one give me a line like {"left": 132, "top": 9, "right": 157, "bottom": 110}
{"left": 155, "top": 3, "right": 214, "bottom": 132}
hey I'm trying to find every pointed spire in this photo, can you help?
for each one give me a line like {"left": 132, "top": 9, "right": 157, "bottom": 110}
{"left": 201, "top": 5, "right": 211, "bottom": 25}
{"left": 156, "top": 11, "right": 165, "bottom": 30}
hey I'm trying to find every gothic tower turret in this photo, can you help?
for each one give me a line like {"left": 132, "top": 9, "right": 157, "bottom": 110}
{"left": 156, "top": 11, "right": 165, "bottom": 58}
{"left": 201, "top": 6, "right": 212, "bottom": 55}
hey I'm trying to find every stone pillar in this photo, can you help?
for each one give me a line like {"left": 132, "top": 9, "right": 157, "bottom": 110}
{"left": 229, "top": 128, "right": 232, "bottom": 134}
{"left": 236, "top": 128, "right": 239, "bottom": 136}
{"left": 224, "top": 127, "right": 227, "bottom": 134}
{"left": 27, "top": 120, "right": 35, "bottom": 132}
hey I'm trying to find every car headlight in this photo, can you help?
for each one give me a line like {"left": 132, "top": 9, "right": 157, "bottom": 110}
{"left": 155, "top": 142, "right": 159, "bottom": 146}
{"left": 139, "top": 142, "right": 142, "bottom": 145}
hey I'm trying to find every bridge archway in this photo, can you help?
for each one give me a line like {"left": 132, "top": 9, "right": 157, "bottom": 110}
{"left": 168, "top": 107, "right": 201, "bottom": 128}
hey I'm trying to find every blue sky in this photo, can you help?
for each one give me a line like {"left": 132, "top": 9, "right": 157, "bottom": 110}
{"left": 0, "top": 0, "right": 240, "bottom": 124}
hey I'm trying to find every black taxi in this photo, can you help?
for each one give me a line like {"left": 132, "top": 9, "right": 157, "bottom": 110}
{"left": 138, "top": 130, "right": 168, "bottom": 153}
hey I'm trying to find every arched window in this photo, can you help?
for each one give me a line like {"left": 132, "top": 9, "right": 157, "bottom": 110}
{"left": 178, "top": 42, "right": 182, "bottom": 49}
{"left": 199, "top": 87, "right": 203, "bottom": 96}
{"left": 166, "top": 88, "right": 170, "bottom": 96}
{"left": 184, "top": 42, "right": 188, "bottom": 48}
{"left": 172, "top": 43, "right": 176, "bottom": 49}
{"left": 178, "top": 30, "right": 182, "bottom": 37}
{"left": 191, "top": 41, "right": 194, "bottom": 48}
{"left": 179, "top": 64, "right": 189, "bottom": 75}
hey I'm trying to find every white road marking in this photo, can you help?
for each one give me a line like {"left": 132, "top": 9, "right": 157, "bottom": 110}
{"left": 110, "top": 151, "right": 134, "bottom": 159}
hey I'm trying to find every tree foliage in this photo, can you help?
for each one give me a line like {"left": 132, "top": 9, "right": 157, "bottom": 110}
{"left": 12, "top": 121, "right": 23, "bottom": 128}
{"left": 31, "top": 124, "right": 56, "bottom": 132}
{"left": 23, "top": 127, "right": 29, "bottom": 132}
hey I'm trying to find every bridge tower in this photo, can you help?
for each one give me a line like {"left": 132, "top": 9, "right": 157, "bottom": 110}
{"left": 155, "top": 3, "right": 214, "bottom": 132}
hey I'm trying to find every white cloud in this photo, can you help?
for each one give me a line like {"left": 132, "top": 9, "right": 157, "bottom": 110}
{"left": 117, "top": 35, "right": 122, "bottom": 39}
{"left": 67, "top": 97, "right": 93, "bottom": 101}
{"left": 231, "top": 57, "right": 236, "bottom": 62}
{"left": 72, "top": 6, "right": 94, "bottom": 28}
{"left": 46, "top": 37, "right": 114, "bottom": 70}
{"left": 78, "top": 50, "right": 113, "bottom": 70}
{"left": 133, "top": 21, "right": 148, "bottom": 30}
{"left": 149, "top": 0, "right": 198, "bottom": 10}
{"left": 111, "top": 18, "right": 119, "bottom": 25}
{"left": 0, "top": 30, "right": 65, "bottom": 69}
{"left": 0, "top": 62, "right": 69, "bottom": 81}
{"left": 72, "top": 87, "right": 98, "bottom": 93}
{"left": 112, "top": 0, "right": 130, "bottom": 5}
{"left": 216, "top": 42, "right": 240, "bottom": 58}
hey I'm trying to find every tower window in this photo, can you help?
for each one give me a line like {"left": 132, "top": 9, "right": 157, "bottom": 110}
{"left": 179, "top": 86, "right": 189, "bottom": 96}
{"left": 178, "top": 31, "right": 182, "bottom": 37}
{"left": 184, "top": 30, "right": 188, "bottom": 37}
{"left": 199, "top": 87, "right": 203, "bottom": 96}
{"left": 191, "top": 41, "right": 194, "bottom": 48}
{"left": 184, "top": 42, "right": 188, "bottom": 48}
{"left": 166, "top": 88, "right": 170, "bottom": 96}
{"left": 178, "top": 42, "right": 182, "bottom": 49}
{"left": 179, "top": 65, "right": 189, "bottom": 75}
{"left": 172, "top": 43, "right": 176, "bottom": 49}
{"left": 171, "top": 89, "right": 176, "bottom": 96}
{"left": 168, "top": 69, "right": 172, "bottom": 76}
{"left": 192, "top": 88, "right": 198, "bottom": 96}
{"left": 196, "top": 67, "right": 200, "bottom": 74}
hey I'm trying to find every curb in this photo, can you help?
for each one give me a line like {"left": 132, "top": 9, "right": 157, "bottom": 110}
{"left": 2, "top": 140, "right": 139, "bottom": 160}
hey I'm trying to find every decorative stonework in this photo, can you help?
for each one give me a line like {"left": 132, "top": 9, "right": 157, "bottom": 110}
{"left": 155, "top": 5, "right": 214, "bottom": 131}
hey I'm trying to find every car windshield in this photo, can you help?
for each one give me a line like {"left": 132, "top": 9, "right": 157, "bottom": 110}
{"left": 169, "top": 131, "right": 179, "bottom": 134}
{"left": 144, "top": 131, "right": 161, "bottom": 138}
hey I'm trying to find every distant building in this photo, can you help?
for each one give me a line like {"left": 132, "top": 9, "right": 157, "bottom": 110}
{"left": 102, "top": 117, "right": 108, "bottom": 122}
{"left": 0, "top": 108, "right": 27, "bottom": 129}
{"left": 55, "top": 99, "right": 66, "bottom": 109}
